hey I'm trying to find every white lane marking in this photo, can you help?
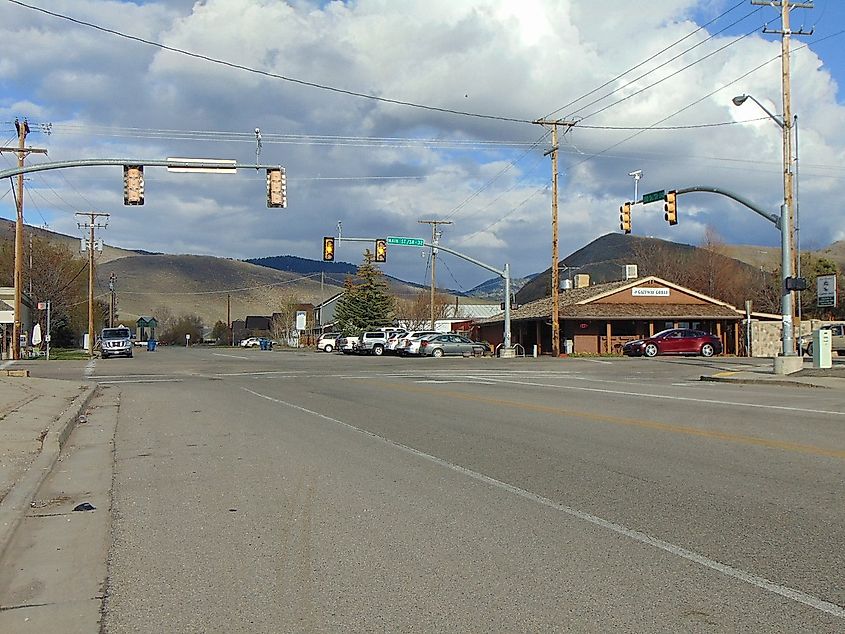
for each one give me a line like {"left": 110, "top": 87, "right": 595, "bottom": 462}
{"left": 581, "top": 358, "right": 613, "bottom": 364}
{"left": 97, "top": 378, "right": 184, "bottom": 384}
{"left": 243, "top": 387, "right": 845, "bottom": 619}
{"left": 213, "top": 353, "right": 252, "bottom": 360}
{"left": 476, "top": 376, "right": 845, "bottom": 417}
{"left": 84, "top": 358, "right": 96, "bottom": 379}
{"left": 415, "top": 379, "right": 495, "bottom": 385}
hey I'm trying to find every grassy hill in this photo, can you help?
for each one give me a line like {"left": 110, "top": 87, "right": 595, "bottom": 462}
{"left": 98, "top": 254, "right": 344, "bottom": 327}
{"left": 0, "top": 218, "right": 139, "bottom": 264}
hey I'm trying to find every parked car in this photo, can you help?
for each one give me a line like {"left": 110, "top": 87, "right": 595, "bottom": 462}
{"left": 623, "top": 328, "right": 722, "bottom": 358}
{"left": 100, "top": 326, "right": 133, "bottom": 359}
{"left": 400, "top": 333, "right": 441, "bottom": 356}
{"left": 337, "top": 336, "right": 359, "bottom": 354}
{"left": 384, "top": 330, "right": 408, "bottom": 354}
{"left": 358, "top": 331, "right": 389, "bottom": 356}
{"left": 317, "top": 332, "right": 341, "bottom": 353}
{"left": 419, "top": 334, "right": 488, "bottom": 358}
{"left": 801, "top": 323, "right": 845, "bottom": 356}
{"left": 396, "top": 331, "right": 440, "bottom": 356}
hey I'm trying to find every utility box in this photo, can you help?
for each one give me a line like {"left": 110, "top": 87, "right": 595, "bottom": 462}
{"left": 812, "top": 328, "right": 832, "bottom": 369}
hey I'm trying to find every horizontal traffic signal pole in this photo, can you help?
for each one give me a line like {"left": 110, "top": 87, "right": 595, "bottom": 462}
{"left": 674, "top": 185, "right": 780, "bottom": 227}
{"left": 0, "top": 158, "right": 284, "bottom": 180}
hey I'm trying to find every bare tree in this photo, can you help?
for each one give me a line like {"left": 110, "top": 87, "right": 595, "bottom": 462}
{"left": 395, "top": 290, "right": 450, "bottom": 330}
{"left": 271, "top": 292, "right": 302, "bottom": 343}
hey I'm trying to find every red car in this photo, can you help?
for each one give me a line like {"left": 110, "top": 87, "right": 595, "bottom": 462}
{"left": 623, "top": 328, "right": 723, "bottom": 358}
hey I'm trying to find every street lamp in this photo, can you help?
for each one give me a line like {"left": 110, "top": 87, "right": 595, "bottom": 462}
{"left": 733, "top": 93, "right": 796, "bottom": 356}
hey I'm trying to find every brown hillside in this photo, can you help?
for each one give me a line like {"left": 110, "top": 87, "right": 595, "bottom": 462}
{"left": 0, "top": 218, "right": 137, "bottom": 264}
{"left": 99, "top": 254, "right": 344, "bottom": 327}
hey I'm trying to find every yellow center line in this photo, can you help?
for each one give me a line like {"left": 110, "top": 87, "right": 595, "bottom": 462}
{"left": 369, "top": 379, "right": 845, "bottom": 460}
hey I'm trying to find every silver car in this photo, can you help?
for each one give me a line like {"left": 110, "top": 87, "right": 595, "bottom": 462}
{"left": 396, "top": 331, "right": 440, "bottom": 356}
{"left": 420, "top": 334, "right": 487, "bottom": 358}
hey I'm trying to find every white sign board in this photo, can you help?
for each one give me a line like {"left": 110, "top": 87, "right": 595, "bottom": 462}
{"left": 31, "top": 323, "right": 42, "bottom": 346}
{"left": 632, "top": 288, "right": 670, "bottom": 297}
{"left": 295, "top": 311, "right": 307, "bottom": 331}
{"left": 817, "top": 274, "right": 837, "bottom": 308}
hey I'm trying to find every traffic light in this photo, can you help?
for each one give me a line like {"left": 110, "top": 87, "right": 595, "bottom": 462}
{"left": 619, "top": 202, "right": 632, "bottom": 234}
{"left": 266, "top": 168, "right": 287, "bottom": 208}
{"left": 123, "top": 165, "right": 144, "bottom": 205}
{"left": 375, "top": 238, "right": 387, "bottom": 262}
{"left": 664, "top": 190, "right": 677, "bottom": 225}
{"left": 322, "top": 236, "right": 335, "bottom": 261}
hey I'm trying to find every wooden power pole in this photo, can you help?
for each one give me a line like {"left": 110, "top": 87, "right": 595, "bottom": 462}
{"left": 419, "top": 219, "right": 452, "bottom": 330}
{"left": 0, "top": 119, "right": 47, "bottom": 359}
{"left": 533, "top": 118, "right": 576, "bottom": 357}
{"left": 76, "top": 212, "right": 109, "bottom": 358}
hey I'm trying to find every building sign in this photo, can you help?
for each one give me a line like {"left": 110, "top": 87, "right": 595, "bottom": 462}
{"left": 817, "top": 274, "right": 837, "bottom": 308}
{"left": 632, "top": 288, "right": 670, "bottom": 297}
{"left": 295, "top": 311, "right": 307, "bottom": 331}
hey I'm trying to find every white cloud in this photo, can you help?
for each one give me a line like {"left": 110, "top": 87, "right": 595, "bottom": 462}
{"left": 1, "top": 0, "right": 843, "bottom": 289}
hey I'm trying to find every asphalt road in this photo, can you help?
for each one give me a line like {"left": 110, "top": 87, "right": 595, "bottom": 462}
{"left": 31, "top": 348, "right": 845, "bottom": 631}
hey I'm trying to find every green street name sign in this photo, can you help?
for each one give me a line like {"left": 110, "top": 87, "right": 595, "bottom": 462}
{"left": 642, "top": 190, "right": 665, "bottom": 204}
{"left": 387, "top": 236, "right": 425, "bottom": 247}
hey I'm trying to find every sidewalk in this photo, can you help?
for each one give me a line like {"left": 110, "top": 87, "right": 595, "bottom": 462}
{"left": 701, "top": 362, "right": 845, "bottom": 389}
{"left": 0, "top": 375, "right": 95, "bottom": 561}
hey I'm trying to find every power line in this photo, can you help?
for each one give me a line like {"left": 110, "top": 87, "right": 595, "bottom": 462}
{"left": 543, "top": 0, "right": 750, "bottom": 119}
{"left": 5, "top": 0, "right": 533, "bottom": 125}
{"left": 576, "top": 22, "right": 763, "bottom": 124}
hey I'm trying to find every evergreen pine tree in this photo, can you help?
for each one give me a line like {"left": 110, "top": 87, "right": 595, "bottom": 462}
{"left": 334, "top": 250, "right": 394, "bottom": 334}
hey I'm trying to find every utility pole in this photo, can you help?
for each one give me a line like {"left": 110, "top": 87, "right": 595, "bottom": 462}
{"left": 533, "top": 118, "right": 576, "bottom": 356}
{"left": 0, "top": 119, "right": 47, "bottom": 360}
{"left": 227, "top": 293, "right": 232, "bottom": 346}
{"left": 419, "top": 219, "right": 452, "bottom": 330}
{"left": 76, "top": 212, "right": 109, "bottom": 358}
{"left": 754, "top": 0, "right": 812, "bottom": 355}
{"left": 108, "top": 273, "right": 117, "bottom": 327}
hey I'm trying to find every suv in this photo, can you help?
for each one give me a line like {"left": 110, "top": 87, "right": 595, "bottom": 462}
{"left": 317, "top": 332, "right": 341, "bottom": 353}
{"left": 357, "top": 331, "right": 389, "bottom": 356}
{"left": 100, "top": 326, "right": 133, "bottom": 359}
{"left": 802, "top": 323, "right": 845, "bottom": 356}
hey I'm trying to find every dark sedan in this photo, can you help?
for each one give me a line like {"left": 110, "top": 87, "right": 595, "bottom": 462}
{"left": 623, "top": 328, "right": 723, "bottom": 358}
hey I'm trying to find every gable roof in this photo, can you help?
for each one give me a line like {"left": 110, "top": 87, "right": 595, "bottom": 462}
{"left": 480, "top": 276, "right": 742, "bottom": 323}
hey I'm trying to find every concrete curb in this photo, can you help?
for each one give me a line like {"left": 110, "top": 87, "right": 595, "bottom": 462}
{"left": 699, "top": 375, "right": 828, "bottom": 389}
{"left": 0, "top": 384, "right": 98, "bottom": 563}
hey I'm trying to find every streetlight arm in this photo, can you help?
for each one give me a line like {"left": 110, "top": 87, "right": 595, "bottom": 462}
{"left": 735, "top": 95, "right": 785, "bottom": 129}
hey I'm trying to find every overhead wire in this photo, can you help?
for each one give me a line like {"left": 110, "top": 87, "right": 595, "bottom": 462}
{"left": 542, "top": 0, "right": 749, "bottom": 119}
{"left": 5, "top": 0, "right": 533, "bottom": 125}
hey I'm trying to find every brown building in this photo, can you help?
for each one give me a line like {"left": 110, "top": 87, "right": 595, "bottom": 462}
{"left": 477, "top": 276, "right": 743, "bottom": 355}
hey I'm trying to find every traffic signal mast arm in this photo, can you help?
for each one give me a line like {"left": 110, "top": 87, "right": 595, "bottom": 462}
{"left": 332, "top": 235, "right": 513, "bottom": 348}
{"left": 672, "top": 186, "right": 781, "bottom": 227}
{"left": 0, "top": 158, "right": 285, "bottom": 180}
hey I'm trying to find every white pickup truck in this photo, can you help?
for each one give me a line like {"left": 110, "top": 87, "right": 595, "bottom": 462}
{"left": 802, "top": 323, "right": 845, "bottom": 356}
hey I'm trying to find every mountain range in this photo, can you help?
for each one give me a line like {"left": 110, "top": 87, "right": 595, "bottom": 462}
{"left": 4, "top": 218, "right": 844, "bottom": 327}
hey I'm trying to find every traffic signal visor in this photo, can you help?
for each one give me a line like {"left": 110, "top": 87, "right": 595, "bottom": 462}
{"left": 619, "top": 202, "right": 632, "bottom": 234}
{"left": 375, "top": 239, "right": 387, "bottom": 262}
{"left": 664, "top": 191, "right": 677, "bottom": 225}
{"left": 322, "top": 237, "right": 335, "bottom": 261}
{"left": 267, "top": 168, "right": 287, "bottom": 208}
{"left": 123, "top": 165, "right": 144, "bottom": 205}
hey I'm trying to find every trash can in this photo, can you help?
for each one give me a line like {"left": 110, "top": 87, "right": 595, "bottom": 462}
{"left": 147, "top": 339, "right": 157, "bottom": 352}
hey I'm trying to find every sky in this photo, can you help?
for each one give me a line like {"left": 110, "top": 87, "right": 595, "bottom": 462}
{"left": 1, "top": 0, "right": 844, "bottom": 291}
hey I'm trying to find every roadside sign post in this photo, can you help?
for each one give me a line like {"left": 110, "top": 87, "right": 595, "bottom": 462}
{"left": 817, "top": 274, "right": 837, "bottom": 309}
{"left": 37, "top": 301, "right": 51, "bottom": 361}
